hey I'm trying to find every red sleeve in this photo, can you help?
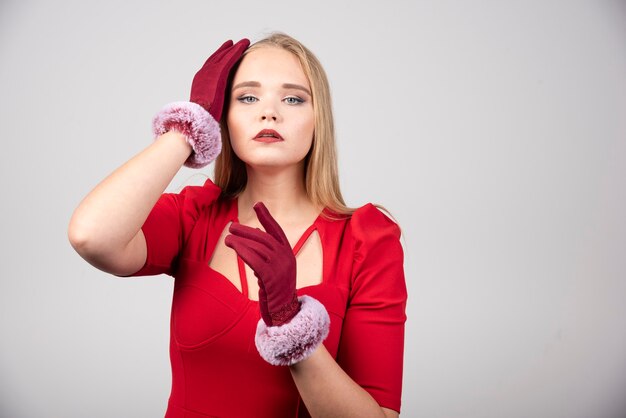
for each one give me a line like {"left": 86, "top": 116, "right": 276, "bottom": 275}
{"left": 336, "top": 204, "right": 408, "bottom": 413}
{"left": 129, "top": 179, "right": 221, "bottom": 276}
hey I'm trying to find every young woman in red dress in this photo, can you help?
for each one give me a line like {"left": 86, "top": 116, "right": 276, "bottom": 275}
{"left": 69, "top": 33, "right": 407, "bottom": 418}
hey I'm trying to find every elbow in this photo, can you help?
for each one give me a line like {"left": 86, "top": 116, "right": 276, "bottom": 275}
{"left": 67, "top": 217, "right": 144, "bottom": 277}
{"left": 67, "top": 216, "right": 107, "bottom": 261}
{"left": 67, "top": 224, "right": 125, "bottom": 276}
{"left": 68, "top": 219, "right": 98, "bottom": 261}
{"left": 68, "top": 218, "right": 88, "bottom": 253}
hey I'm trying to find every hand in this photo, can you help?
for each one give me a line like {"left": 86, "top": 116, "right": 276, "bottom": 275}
{"left": 226, "top": 203, "right": 329, "bottom": 366}
{"left": 190, "top": 38, "right": 250, "bottom": 122}
{"left": 225, "top": 202, "right": 301, "bottom": 326}
{"left": 152, "top": 38, "right": 249, "bottom": 168}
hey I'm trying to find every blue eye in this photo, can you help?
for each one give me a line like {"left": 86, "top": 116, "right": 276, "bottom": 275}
{"left": 284, "top": 96, "right": 304, "bottom": 105}
{"left": 237, "top": 95, "right": 258, "bottom": 104}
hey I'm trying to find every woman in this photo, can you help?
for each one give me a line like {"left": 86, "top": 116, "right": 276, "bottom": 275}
{"left": 69, "top": 33, "right": 407, "bottom": 418}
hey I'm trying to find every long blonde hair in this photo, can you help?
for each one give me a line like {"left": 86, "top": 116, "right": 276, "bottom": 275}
{"left": 214, "top": 33, "right": 354, "bottom": 217}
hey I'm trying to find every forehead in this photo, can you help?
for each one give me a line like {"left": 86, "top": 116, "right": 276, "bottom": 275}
{"left": 233, "top": 46, "right": 309, "bottom": 86}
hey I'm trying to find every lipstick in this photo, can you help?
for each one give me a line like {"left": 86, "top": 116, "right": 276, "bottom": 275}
{"left": 254, "top": 129, "right": 284, "bottom": 143}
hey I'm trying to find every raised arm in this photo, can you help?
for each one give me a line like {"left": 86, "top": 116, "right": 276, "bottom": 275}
{"left": 68, "top": 132, "right": 192, "bottom": 276}
{"left": 68, "top": 38, "right": 250, "bottom": 276}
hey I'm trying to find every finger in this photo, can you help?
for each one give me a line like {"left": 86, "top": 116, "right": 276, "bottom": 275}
{"left": 209, "top": 39, "right": 234, "bottom": 61}
{"left": 224, "top": 234, "right": 269, "bottom": 260}
{"left": 228, "top": 222, "right": 276, "bottom": 250}
{"left": 224, "top": 235, "right": 270, "bottom": 271}
{"left": 253, "top": 202, "right": 290, "bottom": 246}
{"left": 220, "top": 38, "right": 250, "bottom": 64}
{"left": 198, "top": 40, "right": 233, "bottom": 70}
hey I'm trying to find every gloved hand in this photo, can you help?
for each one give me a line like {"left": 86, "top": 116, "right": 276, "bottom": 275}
{"left": 225, "top": 202, "right": 300, "bottom": 326}
{"left": 225, "top": 202, "right": 330, "bottom": 366}
{"left": 153, "top": 38, "right": 250, "bottom": 168}
{"left": 190, "top": 39, "right": 250, "bottom": 122}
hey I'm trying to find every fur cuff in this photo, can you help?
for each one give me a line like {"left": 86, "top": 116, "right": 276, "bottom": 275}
{"left": 152, "top": 101, "right": 221, "bottom": 168}
{"left": 255, "top": 295, "right": 330, "bottom": 366}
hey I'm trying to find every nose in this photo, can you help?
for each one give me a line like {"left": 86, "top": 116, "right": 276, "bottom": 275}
{"left": 260, "top": 104, "right": 280, "bottom": 122}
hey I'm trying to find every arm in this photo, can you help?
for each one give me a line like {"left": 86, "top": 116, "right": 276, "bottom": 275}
{"left": 68, "top": 131, "right": 191, "bottom": 276}
{"left": 288, "top": 206, "right": 406, "bottom": 417}
{"left": 289, "top": 345, "right": 399, "bottom": 418}
{"left": 68, "top": 38, "right": 249, "bottom": 276}
{"left": 226, "top": 204, "right": 406, "bottom": 417}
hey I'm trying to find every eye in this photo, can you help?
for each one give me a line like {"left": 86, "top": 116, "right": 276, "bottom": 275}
{"left": 284, "top": 96, "right": 304, "bottom": 105}
{"left": 237, "top": 95, "right": 258, "bottom": 104}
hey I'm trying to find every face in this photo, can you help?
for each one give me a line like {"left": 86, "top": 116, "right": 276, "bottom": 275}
{"left": 226, "top": 46, "right": 315, "bottom": 171}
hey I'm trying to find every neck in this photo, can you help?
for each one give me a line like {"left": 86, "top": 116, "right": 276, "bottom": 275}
{"left": 237, "top": 163, "right": 317, "bottom": 224}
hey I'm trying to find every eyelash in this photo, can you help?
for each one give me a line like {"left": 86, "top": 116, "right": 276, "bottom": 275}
{"left": 284, "top": 96, "right": 304, "bottom": 105}
{"left": 236, "top": 95, "right": 305, "bottom": 105}
{"left": 237, "top": 95, "right": 258, "bottom": 104}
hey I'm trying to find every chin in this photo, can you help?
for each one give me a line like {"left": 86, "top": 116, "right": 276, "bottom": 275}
{"left": 239, "top": 151, "right": 308, "bottom": 169}
{"left": 243, "top": 156, "right": 307, "bottom": 172}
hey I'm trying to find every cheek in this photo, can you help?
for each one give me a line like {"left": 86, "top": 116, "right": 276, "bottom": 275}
{"left": 291, "top": 105, "right": 314, "bottom": 134}
{"left": 227, "top": 108, "right": 248, "bottom": 139}
{"left": 301, "top": 114, "right": 315, "bottom": 146}
{"left": 294, "top": 118, "right": 315, "bottom": 158}
{"left": 226, "top": 113, "right": 247, "bottom": 156}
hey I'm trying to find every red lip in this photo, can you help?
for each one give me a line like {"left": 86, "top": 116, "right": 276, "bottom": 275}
{"left": 254, "top": 129, "right": 284, "bottom": 143}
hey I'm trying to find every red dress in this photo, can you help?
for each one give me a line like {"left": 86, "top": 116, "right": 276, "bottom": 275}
{"left": 131, "top": 179, "right": 407, "bottom": 417}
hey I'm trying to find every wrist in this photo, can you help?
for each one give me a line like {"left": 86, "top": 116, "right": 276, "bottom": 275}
{"left": 150, "top": 131, "right": 194, "bottom": 170}
{"left": 266, "top": 293, "right": 301, "bottom": 326}
{"left": 255, "top": 295, "right": 330, "bottom": 366}
{"left": 152, "top": 101, "right": 221, "bottom": 168}
{"left": 156, "top": 130, "right": 192, "bottom": 151}
{"left": 288, "top": 341, "right": 326, "bottom": 372}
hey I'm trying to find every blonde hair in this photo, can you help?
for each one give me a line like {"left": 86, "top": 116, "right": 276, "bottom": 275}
{"left": 214, "top": 33, "right": 354, "bottom": 217}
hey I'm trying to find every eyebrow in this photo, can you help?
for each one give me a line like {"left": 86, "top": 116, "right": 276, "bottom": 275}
{"left": 232, "top": 81, "right": 311, "bottom": 96}
{"left": 283, "top": 83, "right": 311, "bottom": 96}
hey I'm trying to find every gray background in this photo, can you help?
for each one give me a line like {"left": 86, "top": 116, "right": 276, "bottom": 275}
{"left": 1, "top": 0, "right": 625, "bottom": 417}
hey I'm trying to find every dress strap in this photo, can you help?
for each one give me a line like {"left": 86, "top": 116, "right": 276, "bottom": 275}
{"left": 293, "top": 224, "right": 317, "bottom": 255}
{"left": 237, "top": 255, "right": 249, "bottom": 298}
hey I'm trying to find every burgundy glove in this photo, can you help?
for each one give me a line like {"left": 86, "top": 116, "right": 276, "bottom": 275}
{"left": 225, "top": 202, "right": 300, "bottom": 326}
{"left": 225, "top": 202, "right": 330, "bottom": 366}
{"left": 190, "top": 39, "right": 250, "bottom": 122}
{"left": 153, "top": 39, "right": 250, "bottom": 168}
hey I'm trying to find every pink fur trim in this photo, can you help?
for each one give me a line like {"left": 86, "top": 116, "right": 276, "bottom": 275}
{"left": 152, "top": 101, "right": 221, "bottom": 168}
{"left": 255, "top": 295, "right": 330, "bottom": 366}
